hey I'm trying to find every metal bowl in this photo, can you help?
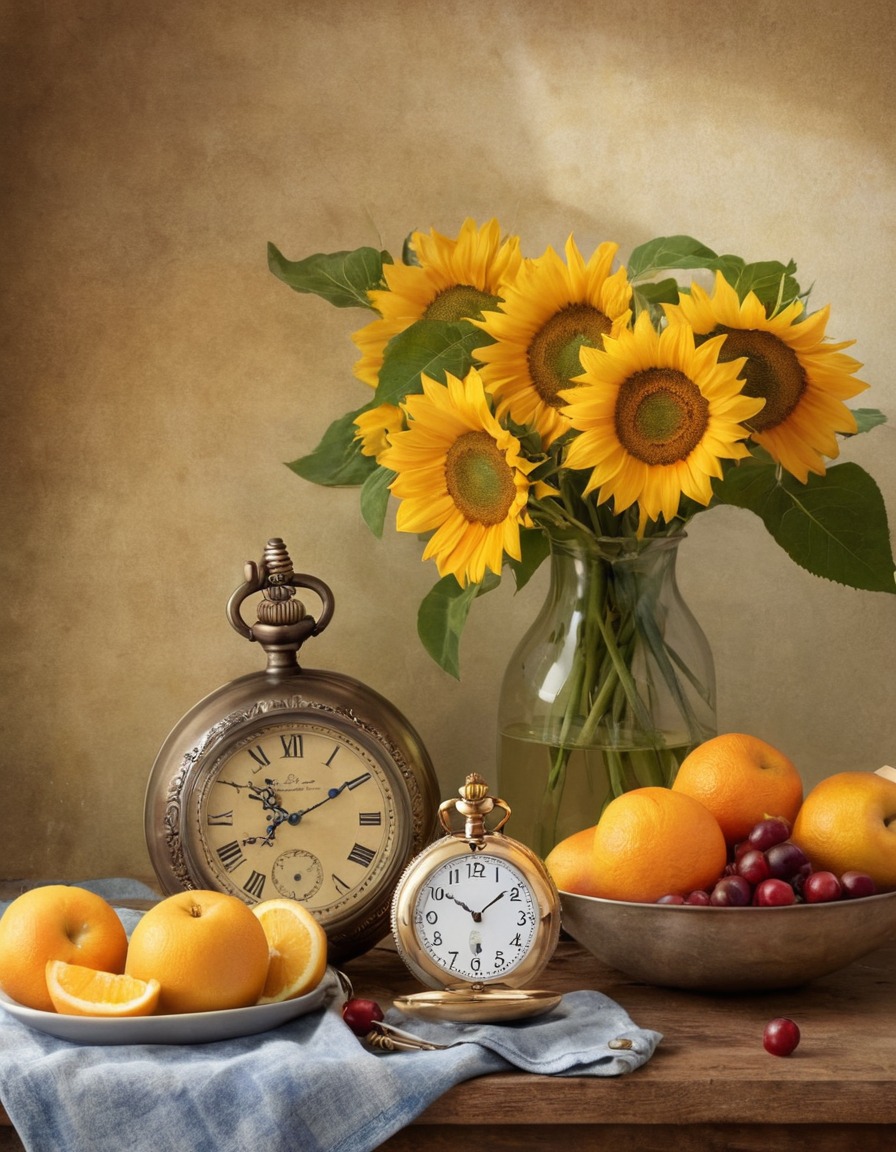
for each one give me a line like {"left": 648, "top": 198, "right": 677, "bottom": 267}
{"left": 559, "top": 888, "right": 896, "bottom": 992}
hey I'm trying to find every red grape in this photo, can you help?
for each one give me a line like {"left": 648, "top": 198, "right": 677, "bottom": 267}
{"left": 748, "top": 818, "right": 791, "bottom": 851}
{"left": 840, "top": 871, "right": 877, "bottom": 899}
{"left": 656, "top": 894, "right": 686, "bottom": 904}
{"left": 735, "top": 848, "right": 771, "bottom": 886}
{"left": 685, "top": 890, "right": 711, "bottom": 905}
{"left": 710, "top": 875, "right": 752, "bottom": 906}
{"left": 803, "top": 871, "right": 842, "bottom": 904}
{"left": 763, "top": 1017, "right": 800, "bottom": 1056}
{"left": 342, "top": 997, "right": 384, "bottom": 1036}
{"left": 754, "top": 878, "right": 796, "bottom": 906}
{"left": 765, "top": 841, "right": 809, "bottom": 880}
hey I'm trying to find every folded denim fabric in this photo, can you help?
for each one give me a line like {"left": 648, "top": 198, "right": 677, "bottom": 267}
{"left": 0, "top": 881, "right": 661, "bottom": 1152}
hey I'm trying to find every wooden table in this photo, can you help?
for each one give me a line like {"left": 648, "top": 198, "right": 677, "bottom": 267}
{"left": 349, "top": 935, "right": 896, "bottom": 1151}
{"left": 2, "top": 929, "right": 894, "bottom": 1150}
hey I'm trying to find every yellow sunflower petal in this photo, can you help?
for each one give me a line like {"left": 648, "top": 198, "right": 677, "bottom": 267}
{"left": 380, "top": 368, "right": 534, "bottom": 586}
{"left": 474, "top": 236, "right": 633, "bottom": 446}
{"left": 561, "top": 311, "right": 762, "bottom": 525}
{"left": 350, "top": 219, "right": 522, "bottom": 389}
{"left": 664, "top": 270, "right": 868, "bottom": 480}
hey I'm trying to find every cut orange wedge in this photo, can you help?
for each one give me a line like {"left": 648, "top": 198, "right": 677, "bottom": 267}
{"left": 252, "top": 898, "right": 328, "bottom": 1004}
{"left": 46, "top": 960, "right": 161, "bottom": 1018}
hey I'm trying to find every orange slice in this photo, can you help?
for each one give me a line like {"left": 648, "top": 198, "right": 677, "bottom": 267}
{"left": 46, "top": 960, "right": 161, "bottom": 1017}
{"left": 252, "top": 898, "right": 328, "bottom": 1004}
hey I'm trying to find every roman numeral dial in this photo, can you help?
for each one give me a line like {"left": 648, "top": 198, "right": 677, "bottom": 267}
{"left": 198, "top": 720, "right": 397, "bottom": 918}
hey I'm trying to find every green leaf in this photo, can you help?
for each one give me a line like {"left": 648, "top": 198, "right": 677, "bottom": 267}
{"left": 712, "top": 456, "right": 896, "bottom": 593}
{"left": 417, "top": 576, "right": 483, "bottom": 678}
{"left": 627, "top": 236, "right": 718, "bottom": 281}
{"left": 632, "top": 277, "right": 681, "bottom": 308}
{"left": 286, "top": 408, "right": 376, "bottom": 487}
{"left": 359, "top": 467, "right": 395, "bottom": 537}
{"left": 505, "top": 528, "right": 550, "bottom": 591}
{"left": 850, "top": 407, "right": 888, "bottom": 435}
{"left": 375, "top": 320, "right": 488, "bottom": 406}
{"left": 267, "top": 243, "right": 391, "bottom": 309}
{"left": 710, "top": 255, "right": 801, "bottom": 310}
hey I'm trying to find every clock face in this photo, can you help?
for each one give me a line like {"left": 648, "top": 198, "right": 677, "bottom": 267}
{"left": 411, "top": 852, "right": 539, "bottom": 982}
{"left": 191, "top": 719, "right": 401, "bottom": 920}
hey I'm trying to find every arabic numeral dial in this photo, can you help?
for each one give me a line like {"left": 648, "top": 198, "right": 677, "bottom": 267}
{"left": 413, "top": 853, "right": 538, "bottom": 982}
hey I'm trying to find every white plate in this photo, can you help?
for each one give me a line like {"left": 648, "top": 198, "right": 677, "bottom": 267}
{"left": 0, "top": 967, "right": 339, "bottom": 1045}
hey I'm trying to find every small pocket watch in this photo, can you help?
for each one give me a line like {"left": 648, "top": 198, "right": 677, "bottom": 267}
{"left": 144, "top": 537, "right": 439, "bottom": 963}
{"left": 390, "top": 774, "right": 561, "bottom": 1022}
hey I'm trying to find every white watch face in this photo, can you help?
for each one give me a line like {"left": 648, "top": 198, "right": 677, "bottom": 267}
{"left": 412, "top": 852, "right": 539, "bottom": 982}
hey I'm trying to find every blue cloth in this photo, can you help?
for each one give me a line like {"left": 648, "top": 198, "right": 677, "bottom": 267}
{"left": 0, "top": 881, "right": 662, "bottom": 1152}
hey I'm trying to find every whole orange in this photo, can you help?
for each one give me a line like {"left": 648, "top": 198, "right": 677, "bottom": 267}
{"left": 0, "top": 885, "right": 128, "bottom": 1011}
{"left": 125, "top": 890, "right": 270, "bottom": 1014}
{"left": 590, "top": 786, "right": 727, "bottom": 903}
{"left": 792, "top": 770, "right": 896, "bottom": 891}
{"left": 672, "top": 733, "right": 803, "bottom": 845}
{"left": 545, "top": 826, "right": 602, "bottom": 897}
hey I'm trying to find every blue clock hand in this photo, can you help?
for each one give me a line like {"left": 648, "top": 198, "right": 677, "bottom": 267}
{"left": 282, "top": 772, "right": 372, "bottom": 825}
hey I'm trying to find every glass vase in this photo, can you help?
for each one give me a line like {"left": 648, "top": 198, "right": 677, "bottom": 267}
{"left": 497, "top": 529, "right": 716, "bottom": 859}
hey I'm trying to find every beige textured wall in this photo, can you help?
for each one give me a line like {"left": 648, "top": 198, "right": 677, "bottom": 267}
{"left": 1, "top": 0, "right": 894, "bottom": 881}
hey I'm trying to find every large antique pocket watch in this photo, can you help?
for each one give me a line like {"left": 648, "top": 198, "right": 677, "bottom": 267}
{"left": 144, "top": 537, "right": 439, "bottom": 963}
{"left": 390, "top": 774, "right": 561, "bottom": 1021}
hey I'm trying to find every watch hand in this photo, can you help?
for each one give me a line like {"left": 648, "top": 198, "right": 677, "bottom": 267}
{"left": 284, "top": 773, "right": 371, "bottom": 823}
{"left": 476, "top": 890, "right": 507, "bottom": 917}
{"left": 445, "top": 892, "right": 478, "bottom": 919}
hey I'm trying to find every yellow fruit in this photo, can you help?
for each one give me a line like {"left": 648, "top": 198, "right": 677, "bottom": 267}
{"left": 0, "top": 885, "right": 128, "bottom": 1012}
{"left": 672, "top": 733, "right": 803, "bottom": 845}
{"left": 252, "top": 898, "right": 328, "bottom": 1004}
{"left": 125, "top": 891, "right": 270, "bottom": 1014}
{"left": 545, "top": 826, "right": 602, "bottom": 896}
{"left": 792, "top": 771, "right": 896, "bottom": 891}
{"left": 591, "top": 786, "right": 727, "bottom": 903}
{"left": 46, "top": 960, "right": 160, "bottom": 1017}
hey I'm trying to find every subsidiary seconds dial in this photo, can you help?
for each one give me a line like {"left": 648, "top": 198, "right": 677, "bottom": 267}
{"left": 413, "top": 854, "right": 539, "bottom": 982}
{"left": 196, "top": 719, "right": 398, "bottom": 915}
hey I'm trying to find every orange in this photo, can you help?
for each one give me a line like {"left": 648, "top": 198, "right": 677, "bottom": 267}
{"left": 590, "top": 786, "right": 727, "bottom": 903}
{"left": 544, "top": 826, "right": 602, "bottom": 896}
{"left": 125, "top": 890, "right": 270, "bottom": 1014}
{"left": 792, "top": 770, "right": 896, "bottom": 891}
{"left": 0, "top": 885, "right": 128, "bottom": 1012}
{"left": 252, "top": 898, "right": 328, "bottom": 1003}
{"left": 46, "top": 960, "right": 160, "bottom": 1017}
{"left": 672, "top": 733, "right": 803, "bottom": 845}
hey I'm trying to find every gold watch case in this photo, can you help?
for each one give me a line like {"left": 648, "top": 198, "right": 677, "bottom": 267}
{"left": 143, "top": 538, "right": 439, "bottom": 963}
{"left": 390, "top": 774, "right": 561, "bottom": 1021}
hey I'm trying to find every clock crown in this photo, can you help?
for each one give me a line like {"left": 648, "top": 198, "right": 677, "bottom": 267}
{"left": 438, "top": 773, "right": 512, "bottom": 842}
{"left": 226, "top": 537, "right": 335, "bottom": 671}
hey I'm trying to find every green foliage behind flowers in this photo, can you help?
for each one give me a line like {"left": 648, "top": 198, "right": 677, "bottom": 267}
{"left": 270, "top": 225, "right": 893, "bottom": 678}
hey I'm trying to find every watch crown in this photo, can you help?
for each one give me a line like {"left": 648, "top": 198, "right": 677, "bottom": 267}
{"left": 458, "top": 773, "right": 490, "bottom": 804}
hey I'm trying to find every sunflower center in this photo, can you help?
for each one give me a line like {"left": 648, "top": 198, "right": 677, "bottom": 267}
{"left": 424, "top": 284, "right": 503, "bottom": 322}
{"left": 711, "top": 326, "right": 807, "bottom": 432}
{"left": 527, "top": 303, "right": 613, "bottom": 408}
{"left": 615, "top": 369, "right": 710, "bottom": 465}
{"left": 445, "top": 430, "right": 517, "bottom": 526}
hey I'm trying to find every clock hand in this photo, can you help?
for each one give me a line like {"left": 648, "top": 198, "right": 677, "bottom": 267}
{"left": 445, "top": 893, "right": 479, "bottom": 919}
{"left": 284, "top": 772, "right": 372, "bottom": 823}
{"left": 476, "top": 890, "right": 507, "bottom": 917}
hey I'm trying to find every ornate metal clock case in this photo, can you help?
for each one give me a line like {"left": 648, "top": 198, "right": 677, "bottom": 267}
{"left": 144, "top": 537, "right": 439, "bottom": 963}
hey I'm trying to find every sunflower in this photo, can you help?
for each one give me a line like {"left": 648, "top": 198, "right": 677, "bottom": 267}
{"left": 351, "top": 218, "right": 522, "bottom": 388}
{"left": 663, "top": 271, "right": 867, "bottom": 482}
{"left": 473, "top": 236, "right": 633, "bottom": 446}
{"left": 379, "top": 368, "right": 539, "bottom": 586}
{"left": 354, "top": 403, "right": 404, "bottom": 459}
{"left": 560, "top": 311, "right": 765, "bottom": 525}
